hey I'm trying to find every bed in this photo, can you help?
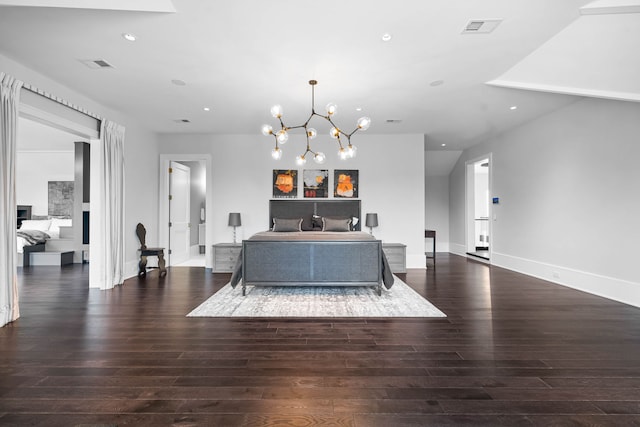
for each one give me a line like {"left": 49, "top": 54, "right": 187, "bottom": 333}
{"left": 17, "top": 218, "right": 72, "bottom": 267}
{"left": 229, "top": 200, "right": 394, "bottom": 296}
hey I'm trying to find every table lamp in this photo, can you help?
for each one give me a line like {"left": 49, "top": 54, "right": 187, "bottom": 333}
{"left": 365, "top": 213, "right": 378, "bottom": 235}
{"left": 228, "top": 212, "right": 242, "bottom": 243}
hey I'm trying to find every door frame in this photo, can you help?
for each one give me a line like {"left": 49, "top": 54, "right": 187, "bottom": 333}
{"left": 465, "top": 153, "right": 493, "bottom": 262}
{"left": 18, "top": 103, "right": 102, "bottom": 286}
{"left": 159, "top": 154, "right": 212, "bottom": 269}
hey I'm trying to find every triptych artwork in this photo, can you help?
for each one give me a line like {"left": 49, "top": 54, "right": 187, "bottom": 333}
{"left": 273, "top": 169, "right": 358, "bottom": 199}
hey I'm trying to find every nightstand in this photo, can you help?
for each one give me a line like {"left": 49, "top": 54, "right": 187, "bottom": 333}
{"left": 212, "top": 243, "right": 241, "bottom": 272}
{"left": 382, "top": 243, "right": 406, "bottom": 273}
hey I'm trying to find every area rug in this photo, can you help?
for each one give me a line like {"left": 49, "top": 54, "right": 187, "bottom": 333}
{"left": 187, "top": 277, "right": 446, "bottom": 318}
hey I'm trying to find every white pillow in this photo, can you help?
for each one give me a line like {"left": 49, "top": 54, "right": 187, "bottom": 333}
{"left": 20, "top": 219, "right": 51, "bottom": 231}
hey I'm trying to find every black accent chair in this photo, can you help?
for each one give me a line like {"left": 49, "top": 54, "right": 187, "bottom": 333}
{"left": 136, "top": 223, "right": 167, "bottom": 277}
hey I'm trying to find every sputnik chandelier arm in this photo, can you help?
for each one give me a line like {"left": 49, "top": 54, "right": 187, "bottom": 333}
{"left": 262, "top": 80, "right": 371, "bottom": 164}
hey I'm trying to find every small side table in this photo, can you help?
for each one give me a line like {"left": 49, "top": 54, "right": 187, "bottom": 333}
{"left": 212, "top": 243, "right": 242, "bottom": 273}
{"left": 425, "top": 229, "right": 436, "bottom": 265}
{"left": 382, "top": 243, "right": 406, "bottom": 273}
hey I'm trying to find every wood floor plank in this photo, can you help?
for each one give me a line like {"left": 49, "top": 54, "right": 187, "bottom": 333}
{"left": 1, "top": 254, "right": 640, "bottom": 425}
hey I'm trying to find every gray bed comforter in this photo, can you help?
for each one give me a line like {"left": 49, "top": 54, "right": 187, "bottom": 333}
{"left": 17, "top": 229, "right": 50, "bottom": 246}
{"left": 229, "top": 231, "right": 395, "bottom": 289}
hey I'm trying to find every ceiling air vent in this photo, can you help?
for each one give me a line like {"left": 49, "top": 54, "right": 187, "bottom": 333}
{"left": 462, "top": 19, "right": 502, "bottom": 34}
{"left": 386, "top": 119, "right": 403, "bottom": 124}
{"left": 79, "top": 59, "right": 115, "bottom": 69}
{"left": 174, "top": 119, "right": 191, "bottom": 123}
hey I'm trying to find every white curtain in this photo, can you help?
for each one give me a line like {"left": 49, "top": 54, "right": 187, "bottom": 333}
{"left": 98, "top": 119, "right": 125, "bottom": 290}
{"left": 0, "top": 72, "right": 23, "bottom": 327}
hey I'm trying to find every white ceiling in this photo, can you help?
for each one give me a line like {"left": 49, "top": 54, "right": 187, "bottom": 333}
{"left": 1, "top": 0, "right": 637, "bottom": 154}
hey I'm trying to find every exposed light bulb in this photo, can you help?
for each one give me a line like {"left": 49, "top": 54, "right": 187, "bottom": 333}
{"left": 338, "top": 147, "right": 348, "bottom": 160}
{"left": 347, "top": 144, "right": 357, "bottom": 158}
{"left": 329, "top": 127, "right": 340, "bottom": 139}
{"left": 326, "top": 102, "right": 338, "bottom": 116}
{"left": 307, "top": 128, "right": 317, "bottom": 139}
{"left": 357, "top": 116, "right": 371, "bottom": 130}
{"left": 261, "top": 124, "right": 273, "bottom": 136}
{"left": 314, "top": 152, "right": 326, "bottom": 164}
{"left": 270, "top": 104, "right": 283, "bottom": 118}
{"left": 295, "top": 155, "right": 307, "bottom": 165}
{"left": 276, "top": 129, "right": 288, "bottom": 144}
{"left": 271, "top": 147, "right": 282, "bottom": 160}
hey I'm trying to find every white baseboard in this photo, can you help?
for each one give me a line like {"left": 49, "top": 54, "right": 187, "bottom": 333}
{"left": 124, "top": 260, "right": 139, "bottom": 281}
{"left": 407, "top": 253, "right": 427, "bottom": 269}
{"left": 449, "top": 243, "right": 467, "bottom": 257}
{"left": 492, "top": 252, "right": 640, "bottom": 308}
{"left": 446, "top": 244, "right": 640, "bottom": 308}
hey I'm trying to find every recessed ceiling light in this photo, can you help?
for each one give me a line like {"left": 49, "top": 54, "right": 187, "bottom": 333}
{"left": 381, "top": 33, "right": 392, "bottom": 42}
{"left": 356, "top": 107, "right": 362, "bottom": 112}
{"left": 510, "top": 105, "right": 518, "bottom": 110}
{"left": 171, "top": 79, "right": 186, "bottom": 86}
{"left": 122, "top": 33, "right": 137, "bottom": 42}
{"left": 203, "top": 107, "right": 211, "bottom": 112}
{"left": 441, "top": 144, "right": 446, "bottom": 147}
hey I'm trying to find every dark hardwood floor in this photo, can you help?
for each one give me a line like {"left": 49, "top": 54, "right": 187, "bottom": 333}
{"left": 2, "top": 254, "right": 640, "bottom": 426}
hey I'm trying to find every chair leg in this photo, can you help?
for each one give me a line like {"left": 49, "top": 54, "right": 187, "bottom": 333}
{"left": 138, "top": 255, "right": 147, "bottom": 277}
{"left": 158, "top": 252, "right": 167, "bottom": 277}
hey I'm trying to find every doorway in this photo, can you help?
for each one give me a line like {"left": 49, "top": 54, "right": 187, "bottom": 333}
{"left": 169, "top": 161, "right": 191, "bottom": 266}
{"left": 465, "top": 155, "right": 491, "bottom": 260}
{"left": 16, "top": 107, "right": 99, "bottom": 279}
{"left": 159, "top": 155, "right": 211, "bottom": 269}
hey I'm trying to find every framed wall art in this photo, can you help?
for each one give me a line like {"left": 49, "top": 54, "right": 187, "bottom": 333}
{"left": 303, "top": 169, "right": 329, "bottom": 198}
{"left": 334, "top": 169, "right": 358, "bottom": 198}
{"left": 273, "top": 169, "right": 298, "bottom": 198}
{"left": 48, "top": 181, "right": 74, "bottom": 217}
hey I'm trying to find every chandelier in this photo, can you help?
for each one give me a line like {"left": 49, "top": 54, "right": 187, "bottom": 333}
{"left": 261, "top": 80, "right": 371, "bottom": 165}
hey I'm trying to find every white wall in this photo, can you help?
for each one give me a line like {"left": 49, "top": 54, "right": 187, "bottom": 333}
{"left": 449, "top": 96, "right": 640, "bottom": 307}
{"left": 16, "top": 151, "right": 74, "bottom": 216}
{"left": 158, "top": 133, "right": 426, "bottom": 269}
{"left": 1, "top": 53, "right": 160, "bottom": 281}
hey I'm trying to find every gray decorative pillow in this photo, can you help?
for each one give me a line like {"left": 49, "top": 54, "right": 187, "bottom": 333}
{"left": 322, "top": 217, "right": 352, "bottom": 232}
{"left": 272, "top": 217, "right": 303, "bottom": 232}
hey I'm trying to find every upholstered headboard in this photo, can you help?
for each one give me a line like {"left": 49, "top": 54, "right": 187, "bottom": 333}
{"left": 269, "top": 200, "right": 362, "bottom": 231}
